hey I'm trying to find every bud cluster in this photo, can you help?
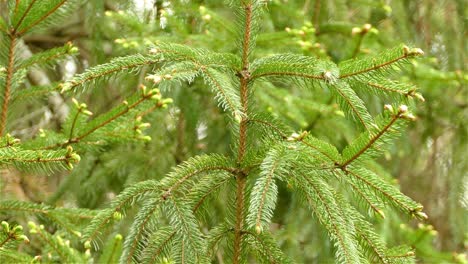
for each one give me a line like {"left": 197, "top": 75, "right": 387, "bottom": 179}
{"left": 402, "top": 45, "right": 424, "bottom": 57}
{"left": 384, "top": 104, "right": 417, "bottom": 121}
{"left": 72, "top": 98, "right": 93, "bottom": 116}
{"left": 351, "top": 23, "right": 378, "bottom": 36}
{"left": 1, "top": 221, "right": 29, "bottom": 243}
{"left": 65, "top": 146, "right": 81, "bottom": 170}
{"left": 287, "top": 131, "right": 309, "bottom": 142}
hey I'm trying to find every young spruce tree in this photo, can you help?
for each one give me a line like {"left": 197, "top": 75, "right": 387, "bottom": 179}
{"left": 1, "top": 1, "right": 452, "bottom": 263}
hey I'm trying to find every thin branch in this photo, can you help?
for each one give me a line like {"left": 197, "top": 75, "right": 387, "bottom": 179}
{"left": 161, "top": 166, "right": 236, "bottom": 200}
{"left": 242, "top": 230, "right": 279, "bottom": 264}
{"left": 346, "top": 169, "right": 413, "bottom": 212}
{"left": 301, "top": 174, "right": 354, "bottom": 264}
{"left": 356, "top": 229, "right": 387, "bottom": 263}
{"left": 2, "top": 156, "right": 69, "bottom": 163}
{"left": 43, "top": 92, "right": 158, "bottom": 150}
{"left": 85, "top": 185, "right": 159, "bottom": 243}
{"left": 251, "top": 71, "right": 325, "bottom": 81}
{"left": 255, "top": 157, "right": 281, "bottom": 228}
{"left": 246, "top": 118, "right": 287, "bottom": 139}
{"left": 125, "top": 205, "right": 159, "bottom": 264}
{"left": 340, "top": 113, "right": 400, "bottom": 169}
{"left": 192, "top": 177, "right": 231, "bottom": 212}
{"left": 366, "top": 82, "right": 412, "bottom": 96}
{"left": 17, "top": 0, "right": 68, "bottom": 36}
{"left": 201, "top": 67, "right": 240, "bottom": 116}
{"left": 0, "top": 232, "right": 15, "bottom": 248}
{"left": 147, "top": 232, "right": 176, "bottom": 264}
{"left": 68, "top": 108, "right": 81, "bottom": 142}
{"left": 63, "top": 59, "right": 159, "bottom": 92}
{"left": 339, "top": 54, "right": 410, "bottom": 79}
{"left": 13, "top": 0, "right": 38, "bottom": 34}
{"left": 333, "top": 85, "right": 371, "bottom": 130}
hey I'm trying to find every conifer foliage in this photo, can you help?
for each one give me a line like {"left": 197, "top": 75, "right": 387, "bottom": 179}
{"left": 0, "top": 1, "right": 439, "bottom": 263}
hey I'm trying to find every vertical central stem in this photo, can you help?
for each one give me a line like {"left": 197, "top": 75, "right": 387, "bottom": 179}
{"left": 234, "top": 2, "right": 253, "bottom": 263}
{"left": 0, "top": 35, "right": 17, "bottom": 136}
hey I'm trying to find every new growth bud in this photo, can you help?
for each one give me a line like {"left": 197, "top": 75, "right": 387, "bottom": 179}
{"left": 361, "top": 23, "right": 372, "bottom": 33}
{"left": 351, "top": 27, "right": 362, "bottom": 36}
{"left": 414, "top": 93, "right": 425, "bottom": 102}
{"left": 146, "top": 74, "right": 162, "bottom": 84}
{"left": 384, "top": 104, "right": 394, "bottom": 113}
{"left": 255, "top": 224, "right": 263, "bottom": 234}
{"left": 113, "top": 211, "right": 123, "bottom": 221}
{"left": 398, "top": 105, "right": 408, "bottom": 113}
{"left": 84, "top": 240, "right": 92, "bottom": 249}
{"left": 1, "top": 221, "right": 9, "bottom": 231}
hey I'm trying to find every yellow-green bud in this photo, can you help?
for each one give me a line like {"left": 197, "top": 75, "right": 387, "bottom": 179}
{"left": 72, "top": 98, "right": 80, "bottom": 108}
{"left": 140, "top": 136, "right": 152, "bottom": 141}
{"left": 414, "top": 93, "right": 425, "bottom": 102}
{"left": 139, "top": 123, "right": 151, "bottom": 128}
{"left": 83, "top": 110, "right": 93, "bottom": 116}
{"left": 1, "top": 221, "right": 9, "bottom": 232}
{"left": 19, "top": 235, "right": 29, "bottom": 243}
{"left": 84, "top": 240, "right": 92, "bottom": 249}
{"left": 28, "top": 221, "right": 36, "bottom": 230}
{"left": 255, "top": 224, "right": 263, "bottom": 234}
{"left": 398, "top": 105, "right": 408, "bottom": 113}
{"left": 162, "top": 98, "right": 173, "bottom": 105}
{"left": 71, "top": 153, "right": 81, "bottom": 163}
{"left": 351, "top": 27, "right": 362, "bottom": 35}
{"left": 414, "top": 211, "right": 428, "bottom": 220}
{"left": 384, "top": 104, "right": 394, "bottom": 113}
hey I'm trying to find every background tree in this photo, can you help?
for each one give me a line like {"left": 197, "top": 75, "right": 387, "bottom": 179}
{"left": 0, "top": 0, "right": 466, "bottom": 263}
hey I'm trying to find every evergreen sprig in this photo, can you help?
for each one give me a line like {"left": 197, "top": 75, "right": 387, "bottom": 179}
{"left": 0, "top": 1, "right": 434, "bottom": 263}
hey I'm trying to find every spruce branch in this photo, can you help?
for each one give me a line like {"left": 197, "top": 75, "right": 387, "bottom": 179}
{"left": 0, "top": 147, "right": 80, "bottom": 172}
{"left": 339, "top": 45, "right": 424, "bottom": 79}
{"left": 98, "top": 234, "right": 123, "bottom": 264}
{"left": 345, "top": 168, "right": 423, "bottom": 216}
{"left": 247, "top": 147, "right": 287, "bottom": 233}
{"left": 17, "top": 41, "right": 78, "bottom": 70}
{"left": 0, "top": 200, "right": 95, "bottom": 237}
{"left": 141, "top": 227, "right": 175, "bottom": 264}
{"left": 121, "top": 198, "right": 160, "bottom": 264}
{"left": 342, "top": 175, "right": 386, "bottom": 219}
{"left": 12, "top": 0, "right": 38, "bottom": 34}
{"left": 246, "top": 118, "right": 288, "bottom": 139}
{"left": 60, "top": 54, "right": 160, "bottom": 93}
{"left": 244, "top": 230, "right": 292, "bottom": 264}
{"left": 28, "top": 221, "right": 84, "bottom": 263}
{"left": 296, "top": 172, "right": 360, "bottom": 264}
{"left": 160, "top": 155, "right": 236, "bottom": 200}
{"left": 340, "top": 106, "right": 410, "bottom": 169}
{"left": 15, "top": 0, "right": 69, "bottom": 36}
{"left": 11, "top": 82, "right": 62, "bottom": 103}
{"left": 250, "top": 54, "right": 332, "bottom": 81}
{"left": 331, "top": 81, "right": 374, "bottom": 130}
{"left": 83, "top": 180, "right": 161, "bottom": 245}
{"left": 164, "top": 198, "right": 206, "bottom": 263}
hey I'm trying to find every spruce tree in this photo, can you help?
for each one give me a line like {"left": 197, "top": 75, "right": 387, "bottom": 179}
{"left": 1, "top": 1, "right": 465, "bottom": 263}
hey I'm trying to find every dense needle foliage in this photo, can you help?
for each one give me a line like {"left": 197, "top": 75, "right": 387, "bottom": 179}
{"left": 0, "top": 1, "right": 466, "bottom": 263}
